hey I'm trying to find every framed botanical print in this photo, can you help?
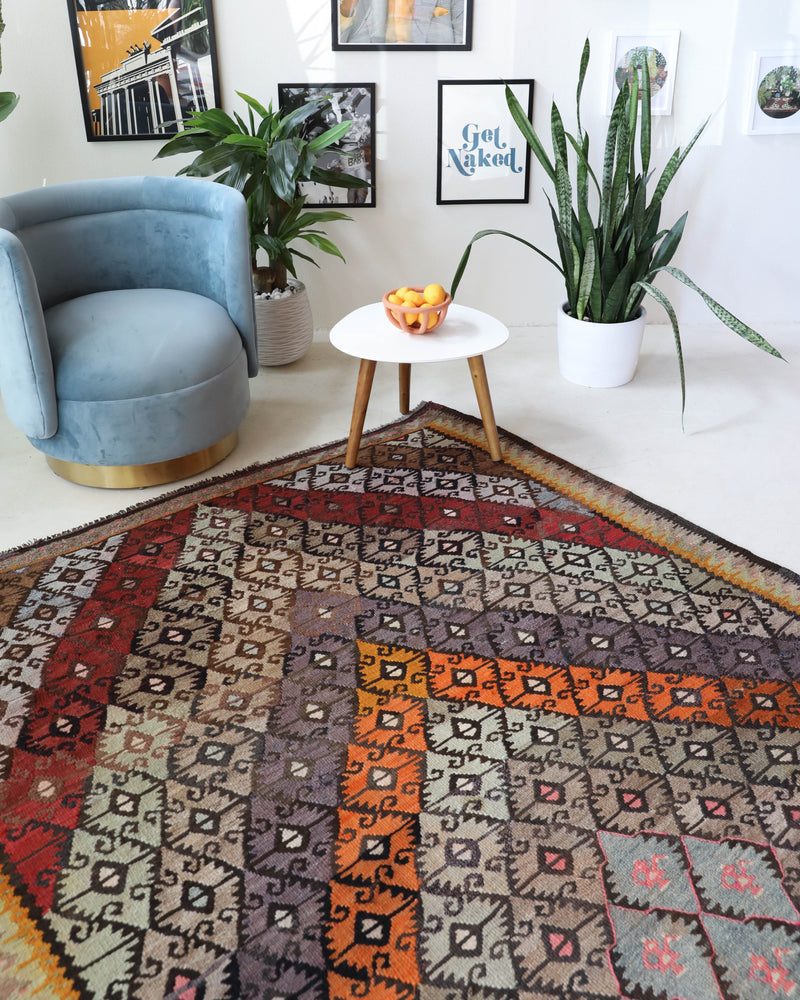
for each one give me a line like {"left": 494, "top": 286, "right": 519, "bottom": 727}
{"left": 606, "top": 31, "right": 680, "bottom": 116}
{"left": 66, "top": 0, "right": 220, "bottom": 141}
{"left": 278, "top": 83, "right": 376, "bottom": 208}
{"left": 437, "top": 80, "right": 534, "bottom": 204}
{"left": 331, "top": 0, "right": 472, "bottom": 51}
{"left": 746, "top": 51, "right": 800, "bottom": 134}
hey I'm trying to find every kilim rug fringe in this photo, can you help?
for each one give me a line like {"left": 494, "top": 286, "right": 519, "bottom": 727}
{"left": 0, "top": 401, "right": 798, "bottom": 1000}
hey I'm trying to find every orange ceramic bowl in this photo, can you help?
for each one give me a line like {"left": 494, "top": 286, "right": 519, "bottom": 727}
{"left": 382, "top": 287, "right": 452, "bottom": 334}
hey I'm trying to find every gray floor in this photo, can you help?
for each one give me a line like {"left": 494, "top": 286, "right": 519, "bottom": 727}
{"left": 1, "top": 321, "right": 797, "bottom": 576}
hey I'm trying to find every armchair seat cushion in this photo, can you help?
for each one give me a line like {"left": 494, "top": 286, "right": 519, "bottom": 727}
{"left": 46, "top": 288, "right": 243, "bottom": 401}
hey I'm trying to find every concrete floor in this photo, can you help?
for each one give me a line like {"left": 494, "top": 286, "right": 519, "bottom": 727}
{"left": 1, "top": 321, "right": 798, "bottom": 576}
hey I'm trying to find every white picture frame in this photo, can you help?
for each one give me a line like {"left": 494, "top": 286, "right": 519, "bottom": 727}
{"left": 746, "top": 51, "right": 800, "bottom": 135}
{"left": 606, "top": 31, "right": 680, "bottom": 116}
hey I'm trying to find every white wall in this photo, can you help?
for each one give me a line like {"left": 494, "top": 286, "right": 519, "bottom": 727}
{"left": 1, "top": 0, "right": 798, "bottom": 331}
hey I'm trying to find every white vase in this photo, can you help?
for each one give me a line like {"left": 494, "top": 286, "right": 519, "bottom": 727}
{"left": 556, "top": 303, "right": 646, "bottom": 388}
{"left": 254, "top": 280, "right": 314, "bottom": 366}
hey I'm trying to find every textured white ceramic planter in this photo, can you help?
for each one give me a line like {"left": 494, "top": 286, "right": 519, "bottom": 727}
{"left": 556, "top": 303, "right": 646, "bottom": 388}
{"left": 254, "top": 280, "right": 314, "bottom": 366}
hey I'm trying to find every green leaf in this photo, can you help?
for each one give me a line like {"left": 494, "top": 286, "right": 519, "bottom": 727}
{"left": 450, "top": 228, "right": 563, "bottom": 299}
{"left": 575, "top": 37, "right": 590, "bottom": 141}
{"left": 154, "top": 130, "right": 218, "bottom": 158}
{"left": 236, "top": 91, "right": 271, "bottom": 120}
{"left": 297, "top": 232, "right": 347, "bottom": 261}
{"left": 308, "top": 120, "right": 352, "bottom": 152}
{"left": 639, "top": 54, "right": 651, "bottom": 176}
{"left": 661, "top": 266, "right": 785, "bottom": 359}
{"left": 505, "top": 84, "right": 556, "bottom": 184}
{"left": 650, "top": 116, "right": 709, "bottom": 213}
{"left": 576, "top": 236, "right": 597, "bottom": 320}
{"left": 0, "top": 92, "right": 19, "bottom": 123}
{"left": 601, "top": 259, "right": 636, "bottom": 322}
{"left": 636, "top": 279, "right": 687, "bottom": 425}
{"left": 648, "top": 212, "right": 687, "bottom": 273}
{"left": 187, "top": 106, "right": 241, "bottom": 137}
{"left": 310, "top": 165, "right": 367, "bottom": 189}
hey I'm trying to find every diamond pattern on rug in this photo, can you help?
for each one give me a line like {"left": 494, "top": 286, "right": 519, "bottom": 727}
{"left": 0, "top": 401, "right": 798, "bottom": 998}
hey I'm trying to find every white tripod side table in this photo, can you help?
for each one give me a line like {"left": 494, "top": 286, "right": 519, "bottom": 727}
{"left": 330, "top": 302, "right": 509, "bottom": 468}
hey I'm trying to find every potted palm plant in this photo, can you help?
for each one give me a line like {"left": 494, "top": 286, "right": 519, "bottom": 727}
{"left": 156, "top": 91, "right": 365, "bottom": 365}
{"left": 450, "top": 39, "right": 783, "bottom": 417}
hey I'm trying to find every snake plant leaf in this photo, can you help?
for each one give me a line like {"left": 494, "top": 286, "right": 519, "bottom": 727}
{"left": 551, "top": 102, "right": 569, "bottom": 173}
{"left": 660, "top": 267, "right": 786, "bottom": 359}
{"left": 567, "top": 130, "right": 601, "bottom": 198}
{"left": 0, "top": 91, "right": 18, "bottom": 122}
{"left": 576, "top": 236, "right": 597, "bottom": 321}
{"left": 450, "top": 228, "right": 563, "bottom": 299}
{"left": 649, "top": 116, "right": 709, "bottom": 216}
{"left": 575, "top": 37, "right": 591, "bottom": 142}
{"left": 636, "top": 279, "right": 687, "bottom": 423}
{"left": 505, "top": 85, "right": 556, "bottom": 184}
{"left": 640, "top": 57, "right": 652, "bottom": 176}
{"left": 548, "top": 198, "right": 576, "bottom": 306}
{"left": 649, "top": 212, "right": 687, "bottom": 272}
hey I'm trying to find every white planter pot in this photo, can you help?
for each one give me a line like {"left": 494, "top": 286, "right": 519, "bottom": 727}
{"left": 254, "top": 280, "right": 314, "bottom": 366}
{"left": 557, "top": 303, "right": 646, "bottom": 388}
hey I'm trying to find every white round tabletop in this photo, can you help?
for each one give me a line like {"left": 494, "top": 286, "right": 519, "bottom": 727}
{"left": 329, "top": 302, "right": 509, "bottom": 364}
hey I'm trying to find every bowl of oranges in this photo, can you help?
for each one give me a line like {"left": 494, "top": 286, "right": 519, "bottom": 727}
{"left": 383, "top": 283, "right": 451, "bottom": 334}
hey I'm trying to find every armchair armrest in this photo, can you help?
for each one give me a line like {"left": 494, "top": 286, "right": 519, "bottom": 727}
{"left": 0, "top": 230, "right": 57, "bottom": 439}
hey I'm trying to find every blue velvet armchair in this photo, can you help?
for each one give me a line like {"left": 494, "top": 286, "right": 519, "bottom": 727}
{"left": 0, "top": 175, "right": 257, "bottom": 487}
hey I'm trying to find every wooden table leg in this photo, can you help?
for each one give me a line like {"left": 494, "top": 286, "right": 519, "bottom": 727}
{"left": 399, "top": 363, "right": 411, "bottom": 413}
{"left": 467, "top": 354, "right": 503, "bottom": 462}
{"left": 345, "top": 358, "right": 377, "bottom": 468}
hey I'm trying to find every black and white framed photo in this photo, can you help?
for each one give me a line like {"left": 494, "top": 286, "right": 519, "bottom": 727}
{"left": 746, "top": 51, "right": 800, "bottom": 134}
{"left": 331, "top": 0, "right": 472, "bottom": 51}
{"left": 278, "top": 83, "right": 376, "bottom": 208}
{"left": 437, "top": 79, "right": 534, "bottom": 205}
{"left": 66, "top": 0, "right": 220, "bottom": 141}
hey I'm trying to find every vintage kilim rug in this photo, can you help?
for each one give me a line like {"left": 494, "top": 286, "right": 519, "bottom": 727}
{"left": 0, "top": 401, "right": 799, "bottom": 1000}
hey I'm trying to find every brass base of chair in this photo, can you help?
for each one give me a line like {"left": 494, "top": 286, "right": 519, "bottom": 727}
{"left": 45, "top": 432, "right": 239, "bottom": 489}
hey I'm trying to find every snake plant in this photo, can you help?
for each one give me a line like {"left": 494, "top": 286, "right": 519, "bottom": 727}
{"left": 451, "top": 39, "right": 783, "bottom": 416}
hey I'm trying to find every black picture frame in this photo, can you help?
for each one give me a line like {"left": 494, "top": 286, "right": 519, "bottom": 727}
{"left": 331, "top": 0, "right": 472, "bottom": 51}
{"left": 66, "top": 1, "right": 221, "bottom": 142}
{"left": 278, "top": 83, "right": 376, "bottom": 208}
{"left": 437, "top": 79, "right": 534, "bottom": 205}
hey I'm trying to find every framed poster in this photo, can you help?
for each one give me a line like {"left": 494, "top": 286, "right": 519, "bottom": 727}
{"left": 606, "top": 31, "right": 680, "bottom": 115}
{"left": 66, "top": 0, "right": 220, "bottom": 141}
{"left": 437, "top": 80, "right": 534, "bottom": 205}
{"left": 278, "top": 83, "right": 376, "bottom": 208}
{"left": 746, "top": 51, "right": 800, "bottom": 134}
{"left": 331, "top": 0, "right": 472, "bottom": 51}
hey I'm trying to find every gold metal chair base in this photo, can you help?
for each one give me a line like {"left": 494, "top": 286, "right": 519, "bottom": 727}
{"left": 45, "top": 432, "right": 239, "bottom": 489}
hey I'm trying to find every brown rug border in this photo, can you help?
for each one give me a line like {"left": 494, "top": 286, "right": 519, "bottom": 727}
{"left": 2, "top": 401, "right": 798, "bottom": 611}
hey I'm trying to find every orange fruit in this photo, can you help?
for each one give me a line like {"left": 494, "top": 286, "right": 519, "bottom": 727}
{"left": 423, "top": 283, "right": 447, "bottom": 306}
